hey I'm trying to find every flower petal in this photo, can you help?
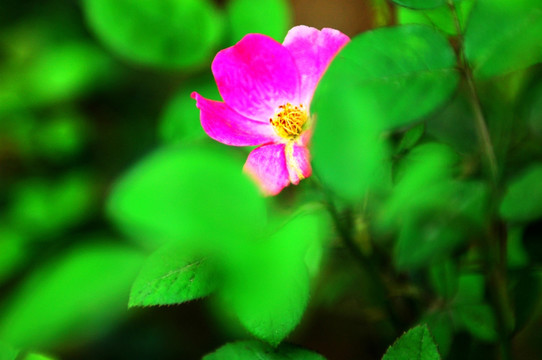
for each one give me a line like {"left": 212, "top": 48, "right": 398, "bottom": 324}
{"left": 244, "top": 144, "right": 290, "bottom": 196}
{"left": 285, "top": 143, "right": 312, "bottom": 185}
{"left": 192, "top": 92, "right": 279, "bottom": 146}
{"left": 283, "top": 26, "right": 350, "bottom": 105}
{"left": 212, "top": 34, "right": 301, "bottom": 121}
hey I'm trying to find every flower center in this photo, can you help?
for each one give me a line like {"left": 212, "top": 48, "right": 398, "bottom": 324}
{"left": 269, "top": 103, "right": 307, "bottom": 139}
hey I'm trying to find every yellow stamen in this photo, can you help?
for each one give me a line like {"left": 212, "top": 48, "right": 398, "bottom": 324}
{"left": 269, "top": 103, "right": 307, "bottom": 139}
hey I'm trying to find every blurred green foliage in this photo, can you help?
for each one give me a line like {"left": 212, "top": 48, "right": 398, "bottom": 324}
{"left": 1, "top": 0, "right": 542, "bottom": 359}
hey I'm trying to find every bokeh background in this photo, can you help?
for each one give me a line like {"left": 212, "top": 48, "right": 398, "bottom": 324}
{"left": 2, "top": 0, "right": 542, "bottom": 359}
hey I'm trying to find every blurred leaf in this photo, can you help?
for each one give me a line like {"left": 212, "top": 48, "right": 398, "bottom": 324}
{"left": 379, "top": 143, "right": 457, "bottom": 229}
{"left": 24, "top": 353, "right": 57, "bottom": 360}
{"left": 316, "top": 24, "right": 458, "bottom": 130}
{"left": 465, "top": 0, "right": 542, "bottom": 78}
{"left": 382, "top": 324, "right": 441, "bottom": 360}
{"left": 203, "top": 341, "right": 326, "bottom": 360}
{"left": 222, "top": 209, "right": 330, "bottom": 345}
{"left": 23, "top": 42, "right": 116, "bottom": 106}
{"left": 83, "top": 0, "right": 223, "bottom": 69}
{"left": 34, "top": 110, "right": 89, "bottom": 162}
{"left": 527, "top": 81, "right": 542, "bottom": 137}
{"left": 8, "top": 171, "right": 96, "bottom": 239}
{"left": 311, "top": 83, "right": 391, "bottom": 201}
{"left": 0, "top": 242, "right": 144, "bottom": 349}
{"left": 398, "top": 0, "right": 475, "bottom": 35}
{"left": 500, "top": 163, "right": 542, "bottom": 222}
{"left": 159, "top": 77, "right": 219, "bottom": 144}
{"left": 454, "top": 272, "right": 485, "bottom": 304}
{"left": 0, "top": 227, "right": 26, "bottom": 284}
{"left": 391, "top": 0, "right": 445, "bottom": 10}
{"left": 512, "top": 270, "right": 542, "bottom": 332}
{"left": 129, "top": 242, "right": 217, "bottom": 307}
{"left": 429, "top": 260, "right": 458, "bottom": 300}
{"left": 425, "top": 94, "right": 477, "bottom": 154}
{"left": 507, "top": 226, "right": 528, "bottom": 268}
{"left": 108, "top": 145, "right": 267, "bottom": 249}
{"left": 422, "top": 311, "right": 453, "bottom": 356}
{"left": 226, "top": 0, "right": 291, "bottom": 43}
{"left": 0, "top": 341, "right": 19, "bottom": 360}
{"left": 453, "top": 303, "right": 497, "bottom": 341}
{"left": 396, "top": 123, "right": 425, "bottom": 154}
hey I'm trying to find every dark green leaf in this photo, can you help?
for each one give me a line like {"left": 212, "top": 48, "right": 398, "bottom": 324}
{"left": 453, "top": 304, "right": 497, "bottom": 341}
{"left": 226, "top": 0, "right": 291, "bottom": 43}
{"left": 422, "top": 311, "right": 453, "bottom": 356}
{"left": 107, "top": 145, "right": 267, "bottom": 249}
{"left": 382, "top": 324, "right": 441, "bottom": 360}
{"left": 129, "top": 242, "right": 217, "bottom": 307}
{"left": 396, "top": 123, "right": 425, "bottom": 154}
{"left": 512, "top": 270, "right": 542, "bottom": 332}
{"left": 203, "top": 341, "right": 326, "bottom": 360}
{"left": 316, "top": 24, "right": 459, "bottom": 130}
{"left": 465, "top": 0, "right": 542, "bottom": 78}
{"left": 500, "top": 164, "right": 542, "bottom": 222}
{"left": 392, "top": 0, "right": 445, "bottom": 10}
{"left": 83, "top": 0, "right": 223, "bottom": 68}
{"left": 0, "top": 242, "right": 144, "bottom": 349}
{"left": 429, "top": 261, "right": 458, "bottom": 300}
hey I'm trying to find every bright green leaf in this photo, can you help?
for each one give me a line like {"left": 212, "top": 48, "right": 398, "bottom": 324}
{"left": 392, "top": 0, "right": 445, "bottom": 10}
{"left": 311, "top": 83, "right": 391, "bottom": 201}
{"left": 396, "top": 123, "right": 425, "bottom": 154}
{"left": 222, "top": 208, "right": 330, "bottom": 345}
{"left": 0, "top": 242, "right": 144, "bottom": 349}
{"left": 83, "top": 0, "right": 223, "bottom": 68}
{"left": 226, "top": 0, "right": 291, "bottom": 43}
{"left": 465, "top": 0, "right": 542, "bottom": 78}
{"left": 129, "top": 242, "right": 217, "bottom": 307}
{"left": 108, "top": 145, "right": 267, "bottom": 249}
{"left": 315, "top": 24, "right": 459, "bottom": 130}
{"left": 382, "top": 324, "right": 441, "bottom": 360}
{"left": 24, "top": 353, "right": 57, "bottom": 360}
{"left": 500, "top": 164, "right": 542, "bottom": 222}
{"left": 203, "top": 341, "right": 326, "bottom": 360}
{"left": 0, "top": 341, "right": 18, "bottom": 360}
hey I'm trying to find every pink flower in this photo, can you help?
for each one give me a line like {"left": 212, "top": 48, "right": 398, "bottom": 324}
{"left": 192, "top": 26, "right": 350, "bottom": 195}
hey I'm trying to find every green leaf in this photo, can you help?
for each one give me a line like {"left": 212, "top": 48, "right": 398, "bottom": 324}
{"left": 159, "top": 76, "right": 219, "bottom": 144}
{"left": 222, "top": 209, "right": 330, "bottom": 345}
{"left": 465, "top": 0, "right": 542, "bottom": 78}
{"left": 8, "top": 171, "right": 96, "bottom": 239}
{"left": 226, "top": 0, "right": 291, "bottom": 43}
{"left": 396, "top": 123, "right": 425, "bottom": 154}
{"left": 315, "top": 24, "right": 459, "bottom": 130}
{"left": 429, "top": 261, "right": 458, "bottom": 300}
{"left": 422, "top": 311, "right": 453, "bottom": 356}
{"left": 203, "top": 341, "right": 326, "bottom": 360}
{"left": 107, "top": 145, "right": 267, "bottom": 249}
{"left": 398, "top": 0, "right": 475, "bottom": 35}
{"left": 311, "top": 83, "right": 391, "bottom": 201}
{"left": 0, "top": 341, "right": 19, "bottom": 360}
{"left": 24, "top": 353, "right": 57, "bottom": 360}
{"left": 382, "top": 324, "right": 441, "bottom": 360}
{"left": 453, "top": 303, "right": 498, "bottom": 341}
{"left": 129, "top": 242, "right": 217, "bottom": 307}
{"left": 83, "top": 0, "right": 223, "bottom": 69}
{"left": 500, "top": 164, "right": 542, "bottom": 222}
{"left": 391, "top": 0, "right": 445, "bottom": 10}
{"left": 0, "top": 242, "right": 144, "bottom": 349}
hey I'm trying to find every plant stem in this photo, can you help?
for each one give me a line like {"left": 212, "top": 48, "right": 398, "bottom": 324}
{"left": 448, "top": 2, "right": 513, "bottom": 359}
